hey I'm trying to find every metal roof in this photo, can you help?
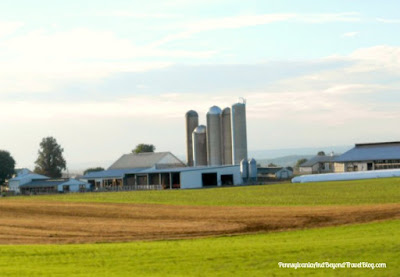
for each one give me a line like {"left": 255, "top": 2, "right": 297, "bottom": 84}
{"left": 20, "top": 180, "right": 66, "bottom": 188}
{"left": 82, "top": 168, "right": 146, "bottom": 179}
{"left": 21, "top": 178, "right": 89, "bottom": 188}
{"left": 300, "top": 155, "right": 338, "bottom": 167}
{"left": 334, "top": 142, "right": 400, "bottom": 162}
{"left": 140, "top": 165, "right": 239, "bottom": 174}
{"left": 108, "top": 152, "right": 184, "bottom": 170}
{"left": 82, "top": 165, "right": 239, "bottom": 179}
{"left": 9, "top": 173, "right": 49, "bottom": 181}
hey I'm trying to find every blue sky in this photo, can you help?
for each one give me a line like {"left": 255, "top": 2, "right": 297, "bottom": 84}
{"left": 0, "top": 0, "right": 399, "bottom": 170}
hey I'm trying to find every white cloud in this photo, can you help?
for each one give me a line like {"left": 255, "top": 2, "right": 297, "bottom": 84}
{"left": 342, "top": 31, "right": 359, "bottom": 38}
{"left": 0, "top": 21, "right": 24, "bottom": 38}
{"left": 376, "top": 18, "right": 400, "bottom": 23}
{"left": 151, "top": 13, "right": 295, "bottom": 47}
{"left": 0, "top": 28, "right": 215, "bottom": 93}
{"left": 94, "top": 10, "right": 180, "bottom": 18}
{"left": 151, "top": 12, "right": 361, "bottom": 47}
{"left": 296, "top": 12, "right": 360, "bottom": 23}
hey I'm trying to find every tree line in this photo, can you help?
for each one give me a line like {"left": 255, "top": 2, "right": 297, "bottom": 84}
{"left": 0, "top": 137, "right": 156, "bottom": 187}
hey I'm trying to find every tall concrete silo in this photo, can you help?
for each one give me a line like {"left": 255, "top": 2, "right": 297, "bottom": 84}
{"left": 206, "top": 106, "right": 222, "bottom": 166}
{"left": 240, "top": 158, "right": 248, "bottom": 180}
{"left": 231, "top": 102, "right": 248, "bottom": 165}
{"left": 185, "top": 110, "right": 199, "bottom": 166}
{"left": 221, "top": 107, "right": 232, "bottom": 165}
{"left": 192, "top": 125, "right": 207, "bottom": 166}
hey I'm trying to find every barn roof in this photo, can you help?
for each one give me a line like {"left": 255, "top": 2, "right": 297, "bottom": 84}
{"left": 108, "top": 152, "right": 185, "bottom": 170}
{"left": 334, "top": 142, "right": 400, "bottom": 162}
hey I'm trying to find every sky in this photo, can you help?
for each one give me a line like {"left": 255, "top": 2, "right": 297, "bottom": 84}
{"left": 1, "top": 0, "right": 400, "bottom": 170}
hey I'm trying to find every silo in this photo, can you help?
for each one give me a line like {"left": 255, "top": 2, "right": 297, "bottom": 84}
{"left": 185, "top": 110, "right": 199, "bottom": 166}
{"left": 192, "top": 125, "right": 207, "bottom": 166}
{"left": 240, "top": 158, "right": 248, "bottom": 180}
{"left": 206, "top": 106, "right": 222, "bottom": 166}
{"left": 248, "top": 158, "right": 257, "bottom": 181}
{"left": 221, "top": 107, "right": 232, "bottom": 165}
{"left": 231, "top": 102, "right": 248, "bottom": 165}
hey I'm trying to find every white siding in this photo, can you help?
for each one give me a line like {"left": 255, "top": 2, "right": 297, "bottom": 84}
{"left": 180, "top": 166, "right": 242, "bottom": 189}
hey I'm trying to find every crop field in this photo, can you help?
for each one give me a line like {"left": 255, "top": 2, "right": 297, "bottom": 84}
{"left": 0, "top": 220, "right": 398, "bottom": 276}
{"left": 1, "top": 178, "right": 399, "bottom": 276}
{"left": 8, "top": 177, "right": 400, "bottom": 206}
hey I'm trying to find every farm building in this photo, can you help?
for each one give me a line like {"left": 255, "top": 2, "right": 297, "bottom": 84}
{"left": 334, "top": 141, "right": 400, "bottom": 172}
{"left": 8, "top": 172, "right": 49, "bottom": 193}
{"left": 299, "top": 154, "right": 338, "bottom": 174}
{"left": 19, "top": 179, "right": 90, "bottom": 194}
{"left": 257, "top": 167, "right": 293, "bottom": 180}
{"left": 81, "top": 152, "right": 242, "bottom": 189}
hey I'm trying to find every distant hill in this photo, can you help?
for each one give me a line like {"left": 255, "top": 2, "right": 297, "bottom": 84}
{"left": 256, "top": 155, "right": 314, "bottom": 167}
{"left": 248, "top": 145, "right": 351, "bottom": 160}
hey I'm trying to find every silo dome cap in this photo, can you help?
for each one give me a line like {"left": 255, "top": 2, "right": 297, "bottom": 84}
{"left": 193, "top": 125, "right": 206, "bottom": 133}
{"left": 185, "top": 110, "right": 198, "bottom": 117}
{"left": 207, "top": 106, "right": 222, "bottom": 115}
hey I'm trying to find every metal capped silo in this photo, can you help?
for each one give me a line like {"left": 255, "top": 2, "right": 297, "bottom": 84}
{"left": 185, "top": 110, "right": 199, "bottom": 166}
{"left": 248, "top": 158, "right": 257, "bottom": 180}
{"left": 192, "top": 125, "right": 207, "bottom": 166}
{"left": 240, "top": 158, "right": 248, "bottom": 179}
{"left": 206, "top": 106, "right": 222, "bottom": 166}
{"left": 231, "top": 101, "right": 248, "bottom": 165}
{"left": 221, "top": 107, "right": 232, "bottom": 165}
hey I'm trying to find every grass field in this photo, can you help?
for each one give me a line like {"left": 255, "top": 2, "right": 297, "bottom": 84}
{"left": 0, "top": 220, "right": 398, "bottom": 276}
{"left": 14, "top": 177, "right": 400, "bottom": 206}
{"left": 1, "top": 178, "right": 399, "bottom": 276}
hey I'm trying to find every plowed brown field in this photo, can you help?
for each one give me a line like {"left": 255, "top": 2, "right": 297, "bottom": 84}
{"left": 0, "top": 200, "right": 399, "bottom": 244}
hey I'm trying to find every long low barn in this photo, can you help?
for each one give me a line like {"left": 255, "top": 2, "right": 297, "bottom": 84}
{"left": 81, "top": 165, "right": 242, "bottom": 190}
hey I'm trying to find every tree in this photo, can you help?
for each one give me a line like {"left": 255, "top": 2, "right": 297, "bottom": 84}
{"left": 317, "top": 151, "right": 326, "bottom": 156}
{"left": 0, "top": 150, "right": 15, "bottom": 186}
{"left": 34, "top": 137, "right": 66, "bottom": 178}
{"left": 84, "top": 167, "right": 105, "bottom": 175}
{"left": 295, "top": 158, "right": 308, "bottom": 169}
{"left": 268, "top": 163, "right": 278, "bottom": 167}
{"left": 133, "top": 144, "right": 155, "bottom": 154}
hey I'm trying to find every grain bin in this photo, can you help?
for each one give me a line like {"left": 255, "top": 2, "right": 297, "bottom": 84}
{"left": 231, "top": 102, "right": 248, "bottom": 165}
{"left": 206, "top": 106, "right": 222, "bottom": 166}
{"left": 185, "top": 110, "right": 199, "bottom": 166}
{"left": 221, "top": 107, "right": 232, "bottom": 165}
{"left": 192, "top": 125, "right": 208, "bottom": 166}
{"left": 248, "top": 158, "right": 257, "bottom": 181}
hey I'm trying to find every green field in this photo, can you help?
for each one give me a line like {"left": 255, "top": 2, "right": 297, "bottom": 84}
{"left": 12, "top": 177, "right": 400, "bottom": 206}
{"left": 0, "top": 220, "right": 398, "bottom": 276}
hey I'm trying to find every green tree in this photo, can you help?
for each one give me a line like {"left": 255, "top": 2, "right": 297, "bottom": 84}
{"left": 295, "top": 158, "right": 308, "bottom": 169}
{"left": 34, "top": 137, "right": 66, "bottom": 178}
{"left": 133, "top": 144, "right": 156, "bottom": 154}
{"left": 268, "top": 163, "right": 278, "bottom": 167}
{"left": 317, "top": 151, "right": 326, "bottom": 156}
{"left": 0, "top": 150, "right": 15, "bottom": 186}
{"left": 84, "top": 167, "right": 105, "bottom": 175}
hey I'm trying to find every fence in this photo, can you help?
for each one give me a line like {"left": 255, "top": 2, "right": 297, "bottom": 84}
{"left": 94, "top": 184, "right": 163, "bottom": 192}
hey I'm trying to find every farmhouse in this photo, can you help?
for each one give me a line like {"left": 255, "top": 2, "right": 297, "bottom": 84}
{"left": 299, "top": 154, "right": 338, "bottom": 174}
{"left": 334, "top": 141, "right": 400, "bottom": 172}
{"left": 257, "top": 167, "right": 293, "bottom": 180}
{"left": 81, "top": 152, "right": 242, "bottom": 190}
